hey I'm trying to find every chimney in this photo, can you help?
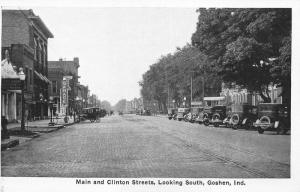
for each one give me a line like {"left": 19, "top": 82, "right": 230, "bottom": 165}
{"left": 73, "top": 57, "right": 79, "bottom": 68}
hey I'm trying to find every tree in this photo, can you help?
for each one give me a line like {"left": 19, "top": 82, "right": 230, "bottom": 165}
{"left": 100, "top": 100, "right": 112, "bottom": 111}
{"left": 192, "top": 8, "right": 291, "bottom": 103}
{"left": 113, "top": 99, "right": 127, "bottom": 112}
{"left": 139, "top": 44, "right": 221, "bottom": 110}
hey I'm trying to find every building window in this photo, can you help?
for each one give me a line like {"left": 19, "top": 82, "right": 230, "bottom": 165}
{"left": 34, "top": 37, "right": 38, "bottom": 60}
{"left": 52, "top": 81, "right": 57, "bottom": 94}
{"left": 30, "top": 69, "right": 33, "bottom": 85}
{"left": 25, "top": 67, "right": 28, "bottom": 89}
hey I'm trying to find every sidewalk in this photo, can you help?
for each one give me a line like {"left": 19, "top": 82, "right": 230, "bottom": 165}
{"left": 7, "top": 116, "right": 75, "bottom": 128}
{"left": 2, "top": 116, "right": 76, "bottom": 151}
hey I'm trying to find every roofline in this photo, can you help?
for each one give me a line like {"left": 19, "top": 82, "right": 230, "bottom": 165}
{"left": 28, "top": 16, "right": 54, "bottom": 38}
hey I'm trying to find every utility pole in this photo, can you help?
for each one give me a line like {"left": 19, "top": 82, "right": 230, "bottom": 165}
{"left": 190, "top": 71, "right": 195, "bottom": 107}
{"left": 190, "top": 75, "right": 193, "bottom": 105}
{"left": 168, "top": 85, "right": 170, "bottom": 108}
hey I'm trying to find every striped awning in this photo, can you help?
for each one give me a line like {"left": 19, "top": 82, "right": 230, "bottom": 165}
{"left": 34, "top": 71, "right": 51, "bottom": 84}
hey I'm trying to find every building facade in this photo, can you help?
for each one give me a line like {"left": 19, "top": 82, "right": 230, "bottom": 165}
{"left": 1, "top": 9, "right": 53, "bottom": 121}
{"left": 48, "top": 58, "right": 80, "bottom": 115}
{"left": 220, "top": 83, "right": 283, "bottom": 106}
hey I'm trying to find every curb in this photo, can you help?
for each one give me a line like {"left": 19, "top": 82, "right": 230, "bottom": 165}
{"left": 1, "top": 139, "right": 19, "bottom": 151}
{"left": 1, "top": 122, "right": 77, "bottom": 151}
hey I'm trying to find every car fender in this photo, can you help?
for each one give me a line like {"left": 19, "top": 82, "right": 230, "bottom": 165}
{"left": 212, "top": 113, "right": 220, "bottom": 120}
{"left": 242, "top": 118, "right": 248, "bottom": 125}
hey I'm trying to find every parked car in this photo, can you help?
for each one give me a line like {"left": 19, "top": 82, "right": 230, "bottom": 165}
{"left": 177, "top": 108, "right": 190, "bottom": 121}
{"left": 184, "top": 111, "right": 192, "bottom": 122}
{"left": 253, "top": 103, "right": 290, "bottom": 134}
{"left": 222, "top": 106, "right": 232, "bottom": 128}
{"left": 167, "top": 108, "right": 177, "bottom": 120}
{"left": 210, "top": 105, "right": 227, "bottom": 127}
{"left": 202, "top": 106, "right": 213, "bottom": 126}
{"left": 194, "top": 107, "right": 205, "bottom": 124}
{"left": 142, "top": 109, "right": 151, "bottom": 116}
{"left": 190, "top": 107, "right": 203, "bottom": 123}
{"left": 229, "top": 104, "right": 258, "bottom": 130}
{"left": 81, "top": 107, "right": 101, "bottom": 122}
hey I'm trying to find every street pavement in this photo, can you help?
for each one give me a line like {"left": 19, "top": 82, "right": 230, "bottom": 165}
{"left": 1, "top": 114, "right": 290, "bottom": 178}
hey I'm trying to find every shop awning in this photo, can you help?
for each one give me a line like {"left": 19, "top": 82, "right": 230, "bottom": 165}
{"left": 1, "top": 59, "right": 19, "bottom": 79}
{"left": 204, "top": 97, "right": 225, "bottom": 101}
{"left": 34, "top": 71, "right": 51, "bottom": 84}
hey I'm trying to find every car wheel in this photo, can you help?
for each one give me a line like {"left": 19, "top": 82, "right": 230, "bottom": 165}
{"left": 204, "top": 119, "right": 209, "bottom": 126}
{"left": 258, "top": 127, "right": 264, "bottom": 134}
{"left": 231, "top": 114, "right": 239, "bottom": 129}
{"left": 212, "top": 114, "right": 220, "bottom": 127}
{"left": 232, "top": 124, "right": 239, "bottom": 130}
{"left": 244, "top": 120, "right": 252, "bottom": 130}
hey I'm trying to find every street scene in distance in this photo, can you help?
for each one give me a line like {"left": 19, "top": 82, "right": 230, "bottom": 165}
{"left": 1, "top": 8, "right": 291, "bottom": 178}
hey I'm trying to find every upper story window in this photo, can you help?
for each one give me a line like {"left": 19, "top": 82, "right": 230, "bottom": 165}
{"left": 52, "top": 80, "right": 57, "bottom": 94}
{"left": 33, "top": 37, "right": 38, "bottom": 60}
{"left": 29, "top": 69, "right": 33, "bottom": 85}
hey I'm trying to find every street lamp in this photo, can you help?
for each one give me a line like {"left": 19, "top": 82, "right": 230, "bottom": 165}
{"left": 48, "top": 96, "right": 55, "bottom": 126}
{"left": 75, "top": 96, "right": 81, "bottom": 122}
{"left": 19, "top": 68, "right": 26, "bottom": 132}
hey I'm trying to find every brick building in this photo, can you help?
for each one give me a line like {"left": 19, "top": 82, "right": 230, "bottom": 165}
{"left": 76, "top": 84, "right": 89, "bottom": 112}
{"left": 1, "top": 9, "right": 53, "bottom": 121}
{"left": 48, "top": 58, "right": 80, "bottom": 115}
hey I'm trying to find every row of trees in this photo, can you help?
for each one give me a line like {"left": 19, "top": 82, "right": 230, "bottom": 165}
{"left": 140, "top": 8, "right": 291, "bottom": 112}
{"left": 139, "top": 45, "right": 222, "bottom": 112}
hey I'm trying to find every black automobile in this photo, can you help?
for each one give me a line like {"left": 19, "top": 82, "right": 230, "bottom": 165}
{"left": 210, "top": 105, "right": 227, "bottom": 127}
{"left": 253, "top": 103, "right": 290, "bottom": 134}
{"left": 194, "top": 107, "right": 205, "bottom": 124}
{"left": 190, "top": 107, "right": 203, "bottom": 123}
{"left": 167, "top": 108, "right": 176, "bottom": 120}
{"left": 142, "top": 109, "right": 151, "bottom": 116}
{"left": 229, "top": 104, "right": 258, "bottom": 130}
{"left": 222, "top": 106, "right": 232, "bottom": 128}
{"left": 202, "top": 106, "right": 213, "bottom": 126}
{"left": 177, "top": 108, "right": 190, "bottom": 121}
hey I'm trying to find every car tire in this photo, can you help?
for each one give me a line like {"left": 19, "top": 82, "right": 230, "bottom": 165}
{"left": 258, "top": 127, "right": 264, "bottom": 134}
{"left": 212, "top": 113, "right": 220, "bottom": 127}
{"left": 231, "top": 114, "right": 239, "bottom": 129}
{"left": 204, "top": 119, "right": 209, "bottom": 126}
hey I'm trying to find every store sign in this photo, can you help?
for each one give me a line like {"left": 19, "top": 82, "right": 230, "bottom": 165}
{"left": 24, "top": 91, "right": 33, "bottom": 103}
{"left": 62, "top": 80, "right": 68, "bottom": 106}
{"left": 1, "top": 78, "right": 22, "bottom": 90}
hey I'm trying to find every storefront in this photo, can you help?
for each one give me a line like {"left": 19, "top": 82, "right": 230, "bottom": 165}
{"left": 1, "top": 53, "right": 23, "bottom": 122}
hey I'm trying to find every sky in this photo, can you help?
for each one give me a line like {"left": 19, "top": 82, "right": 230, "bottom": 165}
{"left": 17, "top": 7, "right": 199, "bottom": 105}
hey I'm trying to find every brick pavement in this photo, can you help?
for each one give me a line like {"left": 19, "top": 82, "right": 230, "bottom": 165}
{"left": 1, "top": 114, "right": 290, "bottom": 177}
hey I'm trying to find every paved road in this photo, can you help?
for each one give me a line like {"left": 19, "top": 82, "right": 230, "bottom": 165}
{"left": 1, "top": 114, "right": 290, "bottom": 178}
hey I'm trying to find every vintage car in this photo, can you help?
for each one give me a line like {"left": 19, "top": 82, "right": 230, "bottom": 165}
{"left": 253, "top": 103, "right": 290, "bottom": 134}
{"left": 81, "top": 107, "right": 101, "bottom": 122}
{"left": 222, "top": 106, "right": 232, "bottom": 128}
{"left": 194, "top": 107, "right": 205, "bottom": 124}
{"left": 229, "top": 104, "right": 258, "bottom": 130}
{"left": 210, "top": 105, "right": 228, "bottom": 127}
{"left": 202, "top": 106, "right": 213, "bottom": 126}
{"left": 189, "top": 107, "right": 203, "bottom": 123}
{"left": 142, "top": 109, "right": 151, "bottom": 116}
{"left": 167, "top": 108, "right": 177, "bottom": 120}
{"left": 177, "top": 108, "right": 190, "bottom": 121}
